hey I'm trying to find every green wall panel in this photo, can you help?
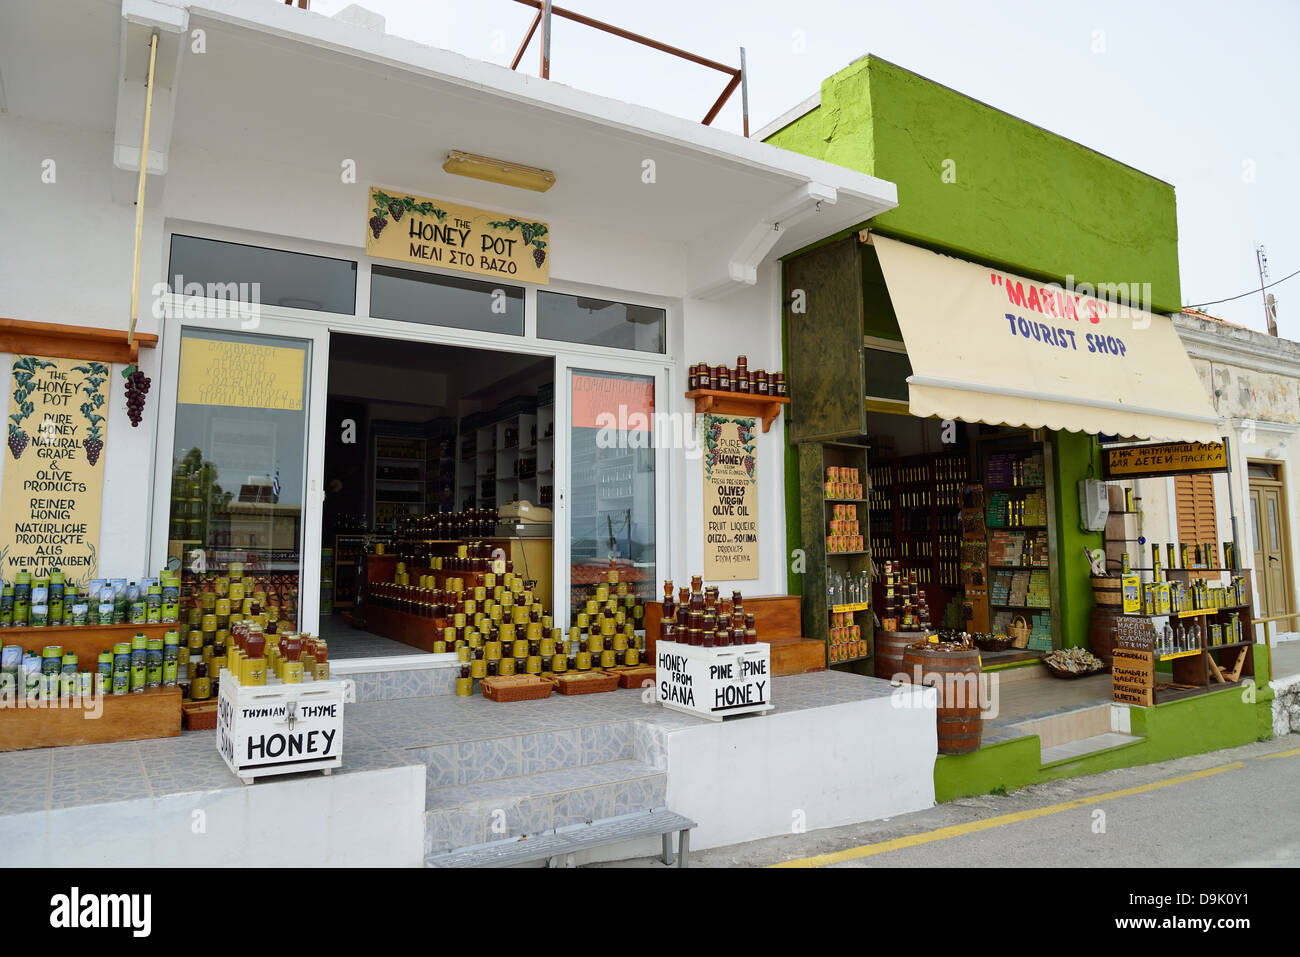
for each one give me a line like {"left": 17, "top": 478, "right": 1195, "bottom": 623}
{"left": 766, "top": 56, "right": 1182, "bottom": 315}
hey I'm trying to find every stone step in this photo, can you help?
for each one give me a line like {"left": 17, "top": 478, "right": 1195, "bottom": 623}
{"left": 1040, "top": 732, "right": 1142, "bottom": 766}
{"left": 423, "top": 759, "right": 666, "bottom": 855}
{"left": 398, "top": 719, "right": 640, "bottom": 789}
{"left": 1009, "top": 703, "right": 1114, "bottom": 750}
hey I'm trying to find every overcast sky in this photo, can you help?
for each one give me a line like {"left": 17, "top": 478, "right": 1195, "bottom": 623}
{"left": 313, "top": 0, "right": 1298, "bottom": 335}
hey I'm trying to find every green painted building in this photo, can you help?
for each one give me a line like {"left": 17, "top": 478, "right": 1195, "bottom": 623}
{"left": 765, "top": 55, "right": 1275, "bottom": 796}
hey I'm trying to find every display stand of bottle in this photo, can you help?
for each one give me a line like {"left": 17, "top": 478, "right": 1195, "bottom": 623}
{"left": 1112, "top": 542, "right": 1255, "bottom": 702}
{"left": 980, "top": 441, "right": 1053, "bottom": 649}
{"left": 798, "top": 442, "right": 871, "bottom": 671}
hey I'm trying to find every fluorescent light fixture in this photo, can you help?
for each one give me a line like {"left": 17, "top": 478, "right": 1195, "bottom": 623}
{"left": 443, "top": 150, "right": 556, "bottom": 192}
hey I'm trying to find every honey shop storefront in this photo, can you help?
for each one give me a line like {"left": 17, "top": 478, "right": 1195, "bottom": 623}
{"left": 0, "top": 0, "right": 940, "bottom": 866}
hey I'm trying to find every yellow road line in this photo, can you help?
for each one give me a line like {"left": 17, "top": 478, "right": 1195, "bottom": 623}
{"left": 1256, "top": 746, "right": 1300, "bottom": 760}
{"left": 771, "top": 761, "right": 1244, "bottom": 868}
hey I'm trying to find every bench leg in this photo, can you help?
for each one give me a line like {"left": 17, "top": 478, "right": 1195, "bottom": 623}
{"left": 676, "top": 828, "right": 691, "bottom": 868}
{"left": 661, "top": 831, "right": 674, "bottom": 866}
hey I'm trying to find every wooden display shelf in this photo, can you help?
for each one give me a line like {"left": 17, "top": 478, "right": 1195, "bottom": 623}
{"left": 0, "top": 686, "right": 181, "bottom": 752}
{"left": 0, "top": 318, "right": 158, "bottom": 364}
{"left": 0, "top": 622, "right": 178, "bottom": 664}
{"left": 684, "top": 389, "right": 789, "bottom": 433}
{"left": 360, "top": 605, "right": 449, "bottom": 653}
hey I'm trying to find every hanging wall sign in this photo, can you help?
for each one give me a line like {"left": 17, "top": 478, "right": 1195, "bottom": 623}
{"left": 365, "top": 187, "right": 550, "bottom": 284}
{"left": 702, "top": 414, "right": 758, "bottom": 580}
{"left": 0, "top": 356, "right": 110, "bottom": 584}
{"left": 1101, "top": 441, "right": 1228, "bottom": 479}
{"left": 177, "top": 337, "right": 305, "bottom": 411}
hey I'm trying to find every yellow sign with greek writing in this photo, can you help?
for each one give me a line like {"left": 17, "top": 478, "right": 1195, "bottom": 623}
{"left": 1, "top": 356, "right": 110, "bottom": 585}
{"left": 1102, "top": 441, "right": 1227, "bottom": 479}
{"left": 365, "top": 187, "right": 550, "bottom": 284}
{"left": 177, "top": 338, "right": 305, "bottom": 410}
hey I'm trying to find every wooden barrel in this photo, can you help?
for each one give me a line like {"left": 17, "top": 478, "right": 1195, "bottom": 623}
{"left": 1088, "top": 605, "right": 1122, "bottom": 668}
{"left": 903, "top": 643, "right": 983, "bottom": 755}
{"left": 875, "top": 629, "right": 924, "bottom": 681}
{"left": 1091, "top": 576, "right": 1123, "bottom": 607}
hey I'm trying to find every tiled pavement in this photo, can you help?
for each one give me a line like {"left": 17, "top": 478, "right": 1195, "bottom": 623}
{"left": 1, "top": 667, "right": 1128, "bottom": 858}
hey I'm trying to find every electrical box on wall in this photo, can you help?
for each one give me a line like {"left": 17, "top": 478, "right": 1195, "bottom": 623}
{"left": 1078, "top": 478, "right": 1109, "bottom": 531}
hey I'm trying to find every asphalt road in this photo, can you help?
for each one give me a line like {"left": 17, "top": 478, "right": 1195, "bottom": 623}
{"left": 596, "top": 735, "right": 1300, "bottom": 868}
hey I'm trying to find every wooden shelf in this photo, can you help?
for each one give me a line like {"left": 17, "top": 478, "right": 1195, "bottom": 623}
{"left": 0, "top": 686, "right": 180, "bottom": 752}
{"left": 0, "top": 318, "right": 159, "bottom": 364}
{"left": 0, "top": 622, "right": 179, "bottom": 663}
{"left": 685, "top": 389, "right": 789, "bottom": 433}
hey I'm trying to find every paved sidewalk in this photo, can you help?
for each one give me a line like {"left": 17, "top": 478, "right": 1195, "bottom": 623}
{"left": 592, "top": 735, "right": 1300, "bottom": 868}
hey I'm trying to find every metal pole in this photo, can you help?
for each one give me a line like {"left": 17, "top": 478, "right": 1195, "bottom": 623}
{"left": 1223, "top": 432, "right": 1243, "bottom": 589}
{"left": 1257, "top": 246, "right": 1276, "bottom": 336}
{"left": 740, "top": 46, "right": 749, "bottom": 137}
{"left": 540, "top": 0, "right": 552, "bottom": 79}
{"left": 127, "top": 33, "right": 158, "bottom": 348}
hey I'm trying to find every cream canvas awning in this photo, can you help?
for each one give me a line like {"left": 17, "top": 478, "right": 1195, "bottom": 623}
{"left": 871, "top": 236, "right": 1222, "bottom": 444}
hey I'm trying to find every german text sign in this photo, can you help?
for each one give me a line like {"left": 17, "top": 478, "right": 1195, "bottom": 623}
{"left": 0, "top": 356, "right": 109, "bottom": 583}
{"left": 703, "top": 414, "right": 758, "bottom": 580}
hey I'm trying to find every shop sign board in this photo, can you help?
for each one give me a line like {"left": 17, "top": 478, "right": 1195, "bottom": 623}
{"left": 1112, "top": 647, "right": 1154, "bottom": 706}
{"left": 177, "top": 337, "right": 305, "bottom": 411}
{"left": 217, "top": 674, "right": 344, "bottom": 784}
{"left": 1114, "top": 616, "right": 1156, "bottom": 651}
{"left": 655, "top": 640, "right": 773, "bottom": 721}
{"left": 1101, "top": 441, "right": 1227, "bottom": 479}
{"left": 0, "top": 356, "right": 110, "bottom": 583}
{"left": 365, "top": 186, "right": 549, "bottom": 285}
{"left": 702, "top": 414, "right": 758, "bottom": 581}
{"left": 570, "top": 374, "right": 654, "bottom": 431}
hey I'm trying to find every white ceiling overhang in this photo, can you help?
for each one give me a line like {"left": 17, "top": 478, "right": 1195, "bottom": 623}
{"left": 170, "top": 0, "right": 897, "bottom": 297}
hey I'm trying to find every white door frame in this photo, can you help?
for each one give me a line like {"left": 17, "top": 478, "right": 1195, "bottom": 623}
{"left": 148, "top": 310, "right": 330, "bottom": 631}
{"left": 553, "top": 355, "right": 672, "bottom": 629}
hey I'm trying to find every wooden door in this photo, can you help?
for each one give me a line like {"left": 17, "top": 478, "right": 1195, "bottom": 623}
{"left": 1250, "top": 482, "right": 1291, "bottom": 619}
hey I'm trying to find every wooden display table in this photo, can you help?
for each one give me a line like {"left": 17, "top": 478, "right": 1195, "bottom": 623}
{"left": 0, "top": 686, "right": 181, "bottom": 752}
{"left": 360, "top": 605, "right": 448, "bottom": 653}
{"left": 644, "top": 594, "right": 823, "bottom": 677}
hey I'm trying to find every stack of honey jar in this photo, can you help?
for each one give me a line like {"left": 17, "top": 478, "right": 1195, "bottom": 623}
{"left": 657, "top": 576, "right": 758, "bottom": 648}
{"left": 688, "top": 355, "right": 785, "bottom": 397}
{"left": 222, "top": 617, "right": 329, "bottom": 688}
{"left": 826, "top": 503, "right": 864, "bottom": 554}
{"left": 824, "top": 466, "right": 864, "bottom": 500}
{"left": 447, "top": 568, "right": 644, "bottom": 696}
{"left": 177, "top": 561, "right": 327, "bottom": 700}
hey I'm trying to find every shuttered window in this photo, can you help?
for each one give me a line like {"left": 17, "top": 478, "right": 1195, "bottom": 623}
{"left": 1175, "top": 474, "right": 1218, "bottom": 578}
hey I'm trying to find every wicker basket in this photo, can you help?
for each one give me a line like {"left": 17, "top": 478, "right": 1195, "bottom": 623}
{"left": 974, "top": 634, "right": 1014, "bottom": 652}
{"left": 605, "top": 664, "right": 657, "bottom": 689}
{"left": 482, "top": 675, "right": 554, "bottom": 702}
{"left": 548, "top": 671, "right": 619, "bottom": 696}
{"left": 1042, "top": 659, "right": 1105, "bottom": 680}
{"left": 1008, "top": 615, "right": 1032, "bottom": 649}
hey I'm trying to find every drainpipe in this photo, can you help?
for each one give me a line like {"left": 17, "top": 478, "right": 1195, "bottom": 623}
{"left": 126, "top": 33, "right": 158, "bottom": 350}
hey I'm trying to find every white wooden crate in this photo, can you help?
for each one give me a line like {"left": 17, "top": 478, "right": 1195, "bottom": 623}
{"left": 654, "top": 640, "right": 774, "bottom": 721}
{"left": 216, "top": 672, "right": 346, "bottom": 784}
